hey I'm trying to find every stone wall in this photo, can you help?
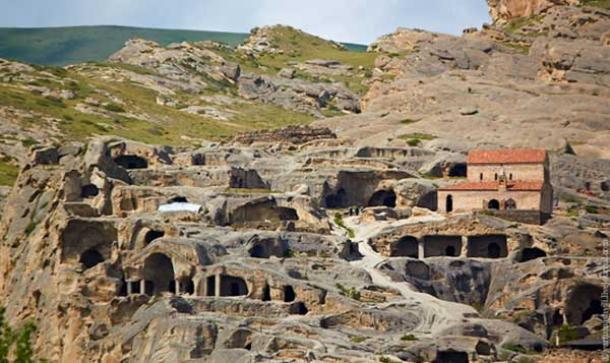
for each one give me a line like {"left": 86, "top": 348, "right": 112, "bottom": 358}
{"left": 467, "top": 163, "right": 545, "bottom": 183}
{"left": 437, "top": 190, "right": 542, "bottom": 213}
{"left": 476, "top": 210, "right": 547, "bottom": 225}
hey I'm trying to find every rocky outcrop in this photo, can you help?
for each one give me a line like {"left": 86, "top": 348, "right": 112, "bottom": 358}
{"left": 230, "top": 125, "right": 336, "bottom": 145}
{"left": 109, "top": 38, "right": 241, "bottom": 87}
{"left": 317, "top": 4, "right": 610, "bottom": 159}
{"left": 487, "top": 0, "right": 581, "bottom": 24}
{"left": 0, "top": 133, "right": 607, "bottom": 361}
{"left": 238, "top": 72, "right": 360, "bottom": 117}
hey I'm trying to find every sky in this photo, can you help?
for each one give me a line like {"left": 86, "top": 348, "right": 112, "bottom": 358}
{"left": 0, "top": 0, "right": 491, "bottom": 44}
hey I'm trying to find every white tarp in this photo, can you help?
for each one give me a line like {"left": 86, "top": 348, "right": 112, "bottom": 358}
{"left": 158, "top": 202, "right": 202, "bottom": 213}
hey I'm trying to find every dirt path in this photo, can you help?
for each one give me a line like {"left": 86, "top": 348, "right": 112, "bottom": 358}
{"left": 339, "top": 213, "right": 477, "bottom": 336}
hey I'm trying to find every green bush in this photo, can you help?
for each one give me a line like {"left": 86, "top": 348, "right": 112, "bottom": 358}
{"left": 585, "top": 205, "right": 599, "bottom": 214}
{"left": 102, "top": 103, "right": 126, "bottom": 113}
{"left": 333, "top": 212, "right": 355, "bottom": 239}
{"left": 400, "top": 334, "right": 417, "bottom": 341}
{"left": 558, "top": 325, "right": 581, "bottom": 344}
{"left": 335, "top": 283, "right": 360, "bottom": 301}
{"left": 0, "top": 307, "right": 37, "bottom": 363}
{"left": 350, "top": 335, "right": 367, "bottom": 343}
{"left": 399, "top": 132, "right": 436, "bottom": 147}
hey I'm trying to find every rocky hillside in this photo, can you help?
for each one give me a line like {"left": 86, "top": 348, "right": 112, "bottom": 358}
{"left": 316, "top": 1, "right": 610, "bottom": 160}
{"left": 0, "top": 25, "right": 375, "bottom": 189}
{"left": 0, "top": 1, "right": 609, "bottom": 362}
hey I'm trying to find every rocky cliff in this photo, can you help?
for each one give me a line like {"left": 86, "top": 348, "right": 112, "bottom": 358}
{"left": 0, "top": 1, "right": 609, "bottom": 362}
{"left": 487, "top": 0, "right": 581, "bottom": 23}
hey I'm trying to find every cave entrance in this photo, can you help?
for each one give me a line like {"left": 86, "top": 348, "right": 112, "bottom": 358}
{"left": 488, "top": 243, "right": 501, "bottom": 258}
{"left": 167, "top": 196, "right": 188, "bottom": 203}
{"left": 565, "top": 283, "right": 603, "bottom": 325}
{"left": 445, "top": 245, "right": 457, "bottom": 257}
{"left": 262, "top": 284, "right": 271, "bottom": 301}
{"left": 142, "top": 253, "right": 175, "bottom": 295}
{"left": 206, "top": 275, "right": 216, "bottom": 297}
{"left": 81, "top": 184, "right": 99, "bottom": 198}
{"left": 390, "top": 236, "right": 419, "bottom": 258}
{"left": 80, "top": 248, "right": 104, "bottom": 269}
{"left": 180, "top": 279, "right": 194, "bottom": 295}
{"left": 277, "top": 207, "right": 299, "bottom": 221}
{"left": 435, "top": 350, "right": 469, "bottom": 363}
{"left": 466, "top": 235, "right": 507, "bottom": 258}
{"left": 250, "top": 244, "right": 267, "bottom": 258}
{"left": 582, "top": 299, "right": 603, "bottom": 324}
{"left": 368, "top": 190, "right": 396, "bottom": 208}
{"left": 448, "top": 163, "right": 467, "bottom": 177}
{"left": 324, "top": 188, "right": 347, "bottom": 209}
{"left": 114, "top": 155, "right": 148, "bottom": 169}
{"left": 144, "top": 230, "right": 165, "bottom": 245}
{"left": 516, "top": 247, "right": 547, "bottom": 263}
{"left": 290, "top": 302, "right": 308, "bottom": 315}
{"left": 220, "top": 275, "right": 248, "bottom": 297}
{"left": 283, "top": 285, "right": 296, "bottom": 302}
{"left": 423, "top": 235, "right": 462, "bottom": 258}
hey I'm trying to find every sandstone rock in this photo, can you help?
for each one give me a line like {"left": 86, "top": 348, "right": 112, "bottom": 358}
{"left": 487, "top": 0, "right": 581, "bottom": 24}
{"left": 238, "top": 72, "right": 360, "bottom": 117}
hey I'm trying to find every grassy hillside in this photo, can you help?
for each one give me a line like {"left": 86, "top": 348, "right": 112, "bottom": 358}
{"left": 0, "top": 25, "right": 367, "bottom": 66}
{"left": 0, "top": 25, "right": 374, "bottom": 186}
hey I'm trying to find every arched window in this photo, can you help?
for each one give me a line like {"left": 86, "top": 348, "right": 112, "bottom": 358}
{"left": 446, "top": 195, "right": 453, "bottom": 212}
{"left": 142, "top": 253, "right": 175, "bottom": 295}
{"left": 479, "top": 173, "right": 483, "bottom": 181}
{"left": 494, "top": 173, "right": 498, "bottom": 181}
{"left": 509, "top": 173, "right": 513, "bottom": 180}
{"left": 488, "top": 199, "right": 500, "bottom": 210}
{"left": 505, "top": 198, "right": 517, "bottom": 209}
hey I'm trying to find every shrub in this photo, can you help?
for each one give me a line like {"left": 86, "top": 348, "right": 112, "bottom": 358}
{"left": 335, "top": 283, "right": 361, "bottom": 301}
{"left": 24, "top": 221, "right": 37, "bottom": 236}
{"left": 0, "top": 307, "right": 37, "bottom": 363}
{"left": 400, "top": 334, "right": 417, "bottom": 341}
{"left": 558, "top": 325, "right": 581, "bottom": 344}
{"left": 102, "top": 103, "right": 126, "bottom": 113}
{"left": 333, "top": 213, "right": 355, "bottom": 239}
{"left": 21, "top": 138, "right": 38, "bottom": 148}
{"left": 585, "top": 205, "right": 599, "bottom": 214}
{"left": 502, "top": 343, "right": 527, "bottom": 353}
{"left": 350, "top": 335, "right": 367, "bottom": 343}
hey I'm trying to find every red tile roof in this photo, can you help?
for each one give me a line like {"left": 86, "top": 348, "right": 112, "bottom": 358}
{"left": 439, "top": 181, "right": 544, "bottom": 191}
{"left": 467, "top": 148, "right": 547, "bottom": 165}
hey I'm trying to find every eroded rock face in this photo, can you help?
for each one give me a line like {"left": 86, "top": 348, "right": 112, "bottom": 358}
{"left": 238, "top": 72, "right": 361, "bottom": 117}
{"left": 0, "top": 133, "right": 607, "bottom": 362}
{"left": 316, "top": 3, "right": 610, "bottom": 160}
{"left": 487, "top": 0, "right": 581, "bottom": 24}
{"left": 108, "top": 37, "right": 360, "bottom": 118}
{"left": 1, "top": 3, "right": 609, "bottom": 361}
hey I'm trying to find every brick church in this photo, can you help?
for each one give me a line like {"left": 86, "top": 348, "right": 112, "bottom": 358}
{"left": 437, "top": 148, "right": 553, "bottom": 224}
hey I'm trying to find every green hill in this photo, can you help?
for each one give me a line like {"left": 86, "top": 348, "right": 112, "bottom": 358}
{"left": 0, "top": 25, "right": 366, "bottom": 66}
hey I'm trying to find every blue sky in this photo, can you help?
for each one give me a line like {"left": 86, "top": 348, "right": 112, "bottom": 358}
{"left": 0, "top": 0, "right": 491, "bottom": 44}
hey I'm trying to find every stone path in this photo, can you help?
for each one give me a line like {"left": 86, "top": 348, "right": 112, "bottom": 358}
{"left": 336, "top": 213, "right": 478, "bottom": 336}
